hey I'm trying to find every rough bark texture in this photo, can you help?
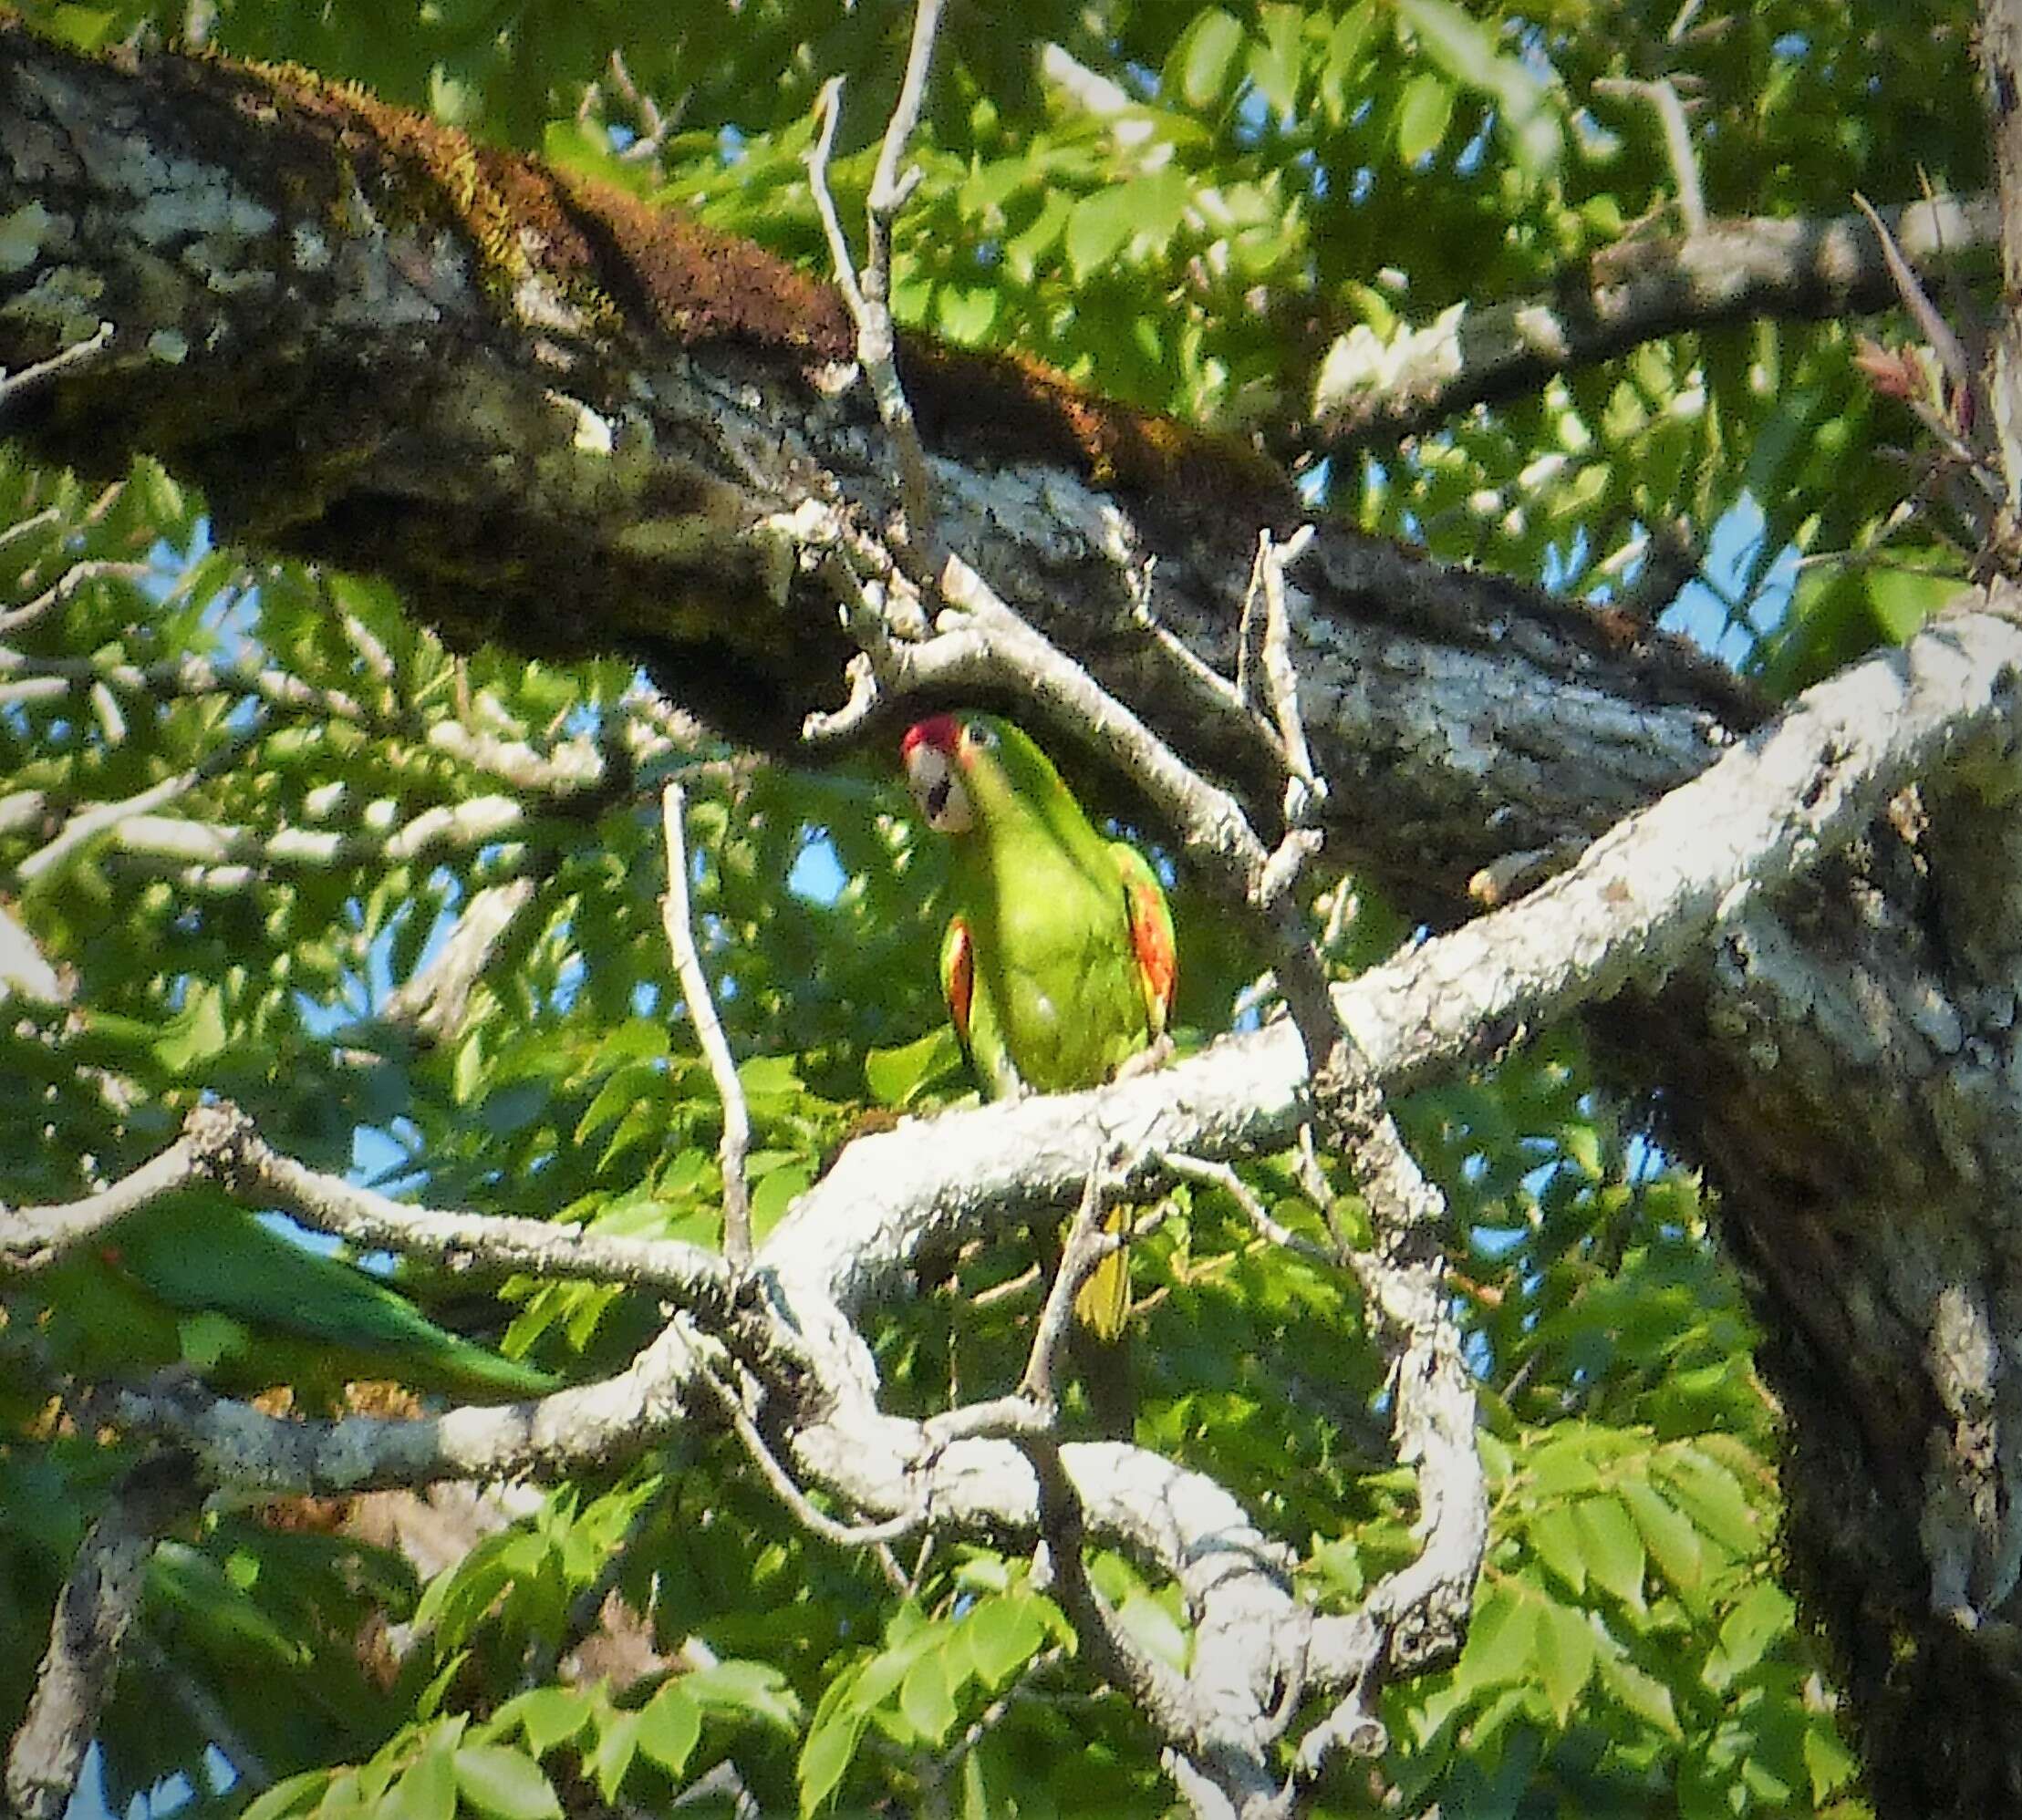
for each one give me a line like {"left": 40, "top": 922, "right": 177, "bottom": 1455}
{"left": 0, "top": 20, "right": 1753, "bottom": 911}
{"left": 7, "top": 21, "right": 2022, "bottom": 1815}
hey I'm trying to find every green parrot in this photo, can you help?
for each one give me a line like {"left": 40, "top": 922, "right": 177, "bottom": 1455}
{"left": 39, "top": 1191, "right": 555, "bottom": 1405}
{"left": 901, "top": 712, "right": 1177, "bottom": 1346}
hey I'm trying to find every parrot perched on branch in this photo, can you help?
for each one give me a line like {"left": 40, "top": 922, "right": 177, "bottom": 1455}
{"left": 40, "top": 1193, "right": 555, "bottom": 1405}
{"left": 901, "top": 712, "right": 1177, "bottom": 1347}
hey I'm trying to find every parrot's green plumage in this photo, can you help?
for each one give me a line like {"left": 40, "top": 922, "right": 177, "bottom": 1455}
{"left": 903, "top": 713, "right": 1177, "bottom": 1346}
{"left": 44, "top": 1192, "right": 555, "bottom": 1404}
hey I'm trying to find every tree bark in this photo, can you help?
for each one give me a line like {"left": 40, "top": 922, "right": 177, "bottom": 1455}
{"left": 7, "top": 22, "right": 2022, "bottom": 1814}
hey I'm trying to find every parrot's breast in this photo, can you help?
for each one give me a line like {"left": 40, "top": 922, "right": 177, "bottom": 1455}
{"left": 975, "top": 859, "right": 1149, "bottom": 1094}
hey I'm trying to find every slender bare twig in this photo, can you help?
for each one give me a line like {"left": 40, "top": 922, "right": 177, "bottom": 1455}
{"left": 0, "top": 322, "right": 114, "bottom": 412}
{"left": 696, "top": 1366, "right": 923, "bottom": 1548}
{"left": 804, "top": 0, "right": 942, "bottom": 544}
{"left": 1258, "top": 526, "right": 1322, "bottom": 810}
{"left": 1853, "top": 188, "right": 1978, "bottom": 397}
{"left": 1592, "top": 77, "right": 1706, "bottom": 233}
{"left": 130, "top": 1634, "right": 274, "bottom": 1795}
{"left": 928, "top": 1644, "right": 1068, "bottom": 1789}
{"left": 85, "top": 791, "right": 532, "bottom": 885}
{"left": 381, "top": 878, "right": 537, "bottom": 1043}
{"left": 0, "top": 505, "right": 61, "bottom": 555}
{"left": 0, "top": 1101, "right": 736, "bottom": 1307}
{"left": 5, "top": 1453, "right": 203, "bottom": 1820}
{"left": 0, "top": 559, "right": 153, "bottom": 639}
{"left": 659, "top": 782, "right": 752, "bottom": 1268}
{"left": 1162, "top": 1153, "right": 1333, "bottom": 1267}
{"left": 15, "top": 722, "right": 266, "bottom": 885}
{"left": 0, "top": 1139, "right": 202, "bottom": 1271}
{"left": 920, "top": 1157, "right": 1135, "bottom": 1453}
{"left": 1022, "top": 1154, "right": 1116, "bottom": 1407}
{"left": 805, "top": 79, "right": 866, "bottom": 316}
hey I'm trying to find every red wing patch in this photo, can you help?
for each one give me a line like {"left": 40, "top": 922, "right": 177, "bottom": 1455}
{"left": 1127, "top": 880, "right": 1177, "bottom": 1031}
{"left": 944, "top": 916, "right": 975, "bottom": 1051}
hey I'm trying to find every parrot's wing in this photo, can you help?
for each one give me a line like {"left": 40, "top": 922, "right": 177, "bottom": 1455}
{"left": 1109, "top": 842, "right": 1177, "bottom": 1038}
{"left": 938, "top": 913, "right": 974, "bottom": 1054}
{"left": 940, "top": 914, "right": 1022, "bottom": 1099}
{"left": 109, "top": 1199, "right": 554, "bottom": 1400}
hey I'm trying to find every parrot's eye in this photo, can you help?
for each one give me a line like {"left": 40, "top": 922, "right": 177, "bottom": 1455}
{"left": 965, "top": 720, "right": 997, "bottom": 750}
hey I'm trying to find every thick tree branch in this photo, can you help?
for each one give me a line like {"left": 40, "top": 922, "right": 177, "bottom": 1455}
{"left": 5, "top": 599, "right": 2009, "bottom": 1815}
{"left": 0, "top": 1101, "right": 736, "bottom": 1306}
{"left": 5, "top": 1454, "right": 204, "bottom": 1820}
{"left": 1311, "top": 192, "right": 1998, "bottom": 451}
{"left": 1982, "top": 1, "right": 2022, "bottom": 523}
{"left": 0, "top": 18, "right": 1754, "bottom": 911}
{"left": 771, "top": 601, "right": 2022, "bottom": 1316}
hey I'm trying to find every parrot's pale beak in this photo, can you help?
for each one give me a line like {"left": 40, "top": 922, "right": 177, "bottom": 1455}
{"left": 904, "top": 738, "right": 973, "bottom": 833}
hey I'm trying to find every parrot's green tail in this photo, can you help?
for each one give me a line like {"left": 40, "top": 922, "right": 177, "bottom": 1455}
{"left": 426, "top": 1340, "right": 560, "bottom": 1401}
{"left": 1072, "top": 1203, "right": 1132, "bottom": 1342}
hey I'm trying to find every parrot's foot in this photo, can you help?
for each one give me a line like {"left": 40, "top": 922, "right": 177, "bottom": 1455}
{"left": 1111, "top": 1035, "right": 1175, "bottom": 1082}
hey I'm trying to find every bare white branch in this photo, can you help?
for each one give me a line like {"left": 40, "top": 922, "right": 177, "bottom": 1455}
{"left": 0, "top": 320, "right": 112, "bottom": 412}
{"left": 659, "top": 781, "right": 752, "bottom": 1268}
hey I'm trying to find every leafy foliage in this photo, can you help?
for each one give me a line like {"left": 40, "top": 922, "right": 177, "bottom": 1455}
{"left": 2, "top": 0, "right": 1982, "bottom": 1813}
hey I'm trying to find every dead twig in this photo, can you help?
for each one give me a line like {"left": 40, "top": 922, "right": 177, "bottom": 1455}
{"left": 659, "top": 782, "right": 753, "bottom": 1268}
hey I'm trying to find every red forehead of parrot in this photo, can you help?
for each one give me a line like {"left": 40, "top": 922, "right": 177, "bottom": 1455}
{"left": 900, "top": 715, "right": 961, "bottom": 761}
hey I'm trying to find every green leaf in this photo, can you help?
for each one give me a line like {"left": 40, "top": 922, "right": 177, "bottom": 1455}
{"left": 965, "top": 1592, "right": 1047, "bottom": 1687}
{"left": 1394, "top": 74, "right": 1454, "bottom": 165}
{"left": 151, "top": 981, "right": 228, "bottom": 1073}
{"left": 1621, "top": 1480, "right": 1704, "bottom": 1593}
{"left": 751, "top": 1161, "right": 813, "bottom": 1240}
{"left": 1537, "top": 1600, "right": 1595, "bottom": 1722}
{"left": 1169, "top": 8, "right": 1245, "bottom": 110}
{"left": 1660, "top": 1447, "right": 1760, "bottom": 1555}
{"left": 1527, "top": 1504, "right": 1587, "bottom": 1597}
{"left": 1117, "top": 1589, "right": 1189, "bottom": 1671}
{"left": 453, "top": 1746, "right": 562, "bottom": 1820}
{"left": 1575, "top": 1494, "right": 1646, "bottom": 1610}
{"left": 1248, "top": 5, "right": 1302, "bottom": 119}
{"left": 1321, "top": 2, "right": 1379, "bottom": 123}
{"left": 1804, "top": 1712, "right": 1860, "bottom": 1801}
{"left": 1598, "top": 1649, "right": 1682, "bottom": 1737}
{"left": 389, "top": 1735, "right": 457, "bottom": 1820}
{"left": 684, "top": 1659, "right": 802, "bottom": 1731}
{"left": 150, "top": 1542, "right": 308, "bottom": 1665}
{"left": 638, "top": 1682, "right": 702, "bottom": 1775}
{"left": 1066, "top": 186, "right": 1138, "bottom": 280}
{"left": 44, "top": 5, "right": 119, "bottom": 51}
{"left": 1706, "top": 1578, "right": 1795, "bottom": 1690}
{"left": 797, "top": 1711, "right": 864, "bottom": 1815}
{"left": 453, "top": 1026, "right": 487, "bottom": 1106}
{"left": 899, "top": 1649, "right": 959, "bottom": 1744}
{"left": 1453, "top": 1582, "right": 1539, "bottom": 1692}
{"left": 500, "top": 1687, "right": 592, "bottom": 1757}
{"left": 575, "top": 1060, "right": 661, "bottom": 1146}
{"left": 1006, "top": 191, "right": 1073, "bottom": 284}
{"left": 239, "top": 1770, "right": 331, "bottom": 1820}
{"left": 865, "top": 1026, "right": 962, "bottom": 1106}
{"left": 1866, "top": 564, "right": 1959, "bottom": 644}
{"left": 1399, "top": 0, "right": 1501, "bottom": 88}
{"left": 1399, "top": 0, "right": 1562, "bottom": 176}
{"left": 735, "top": 1053, "right": 804, "bottom": 1103}
{"left": 590, "top": 1708, "right": 641, "bottom": 1804}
